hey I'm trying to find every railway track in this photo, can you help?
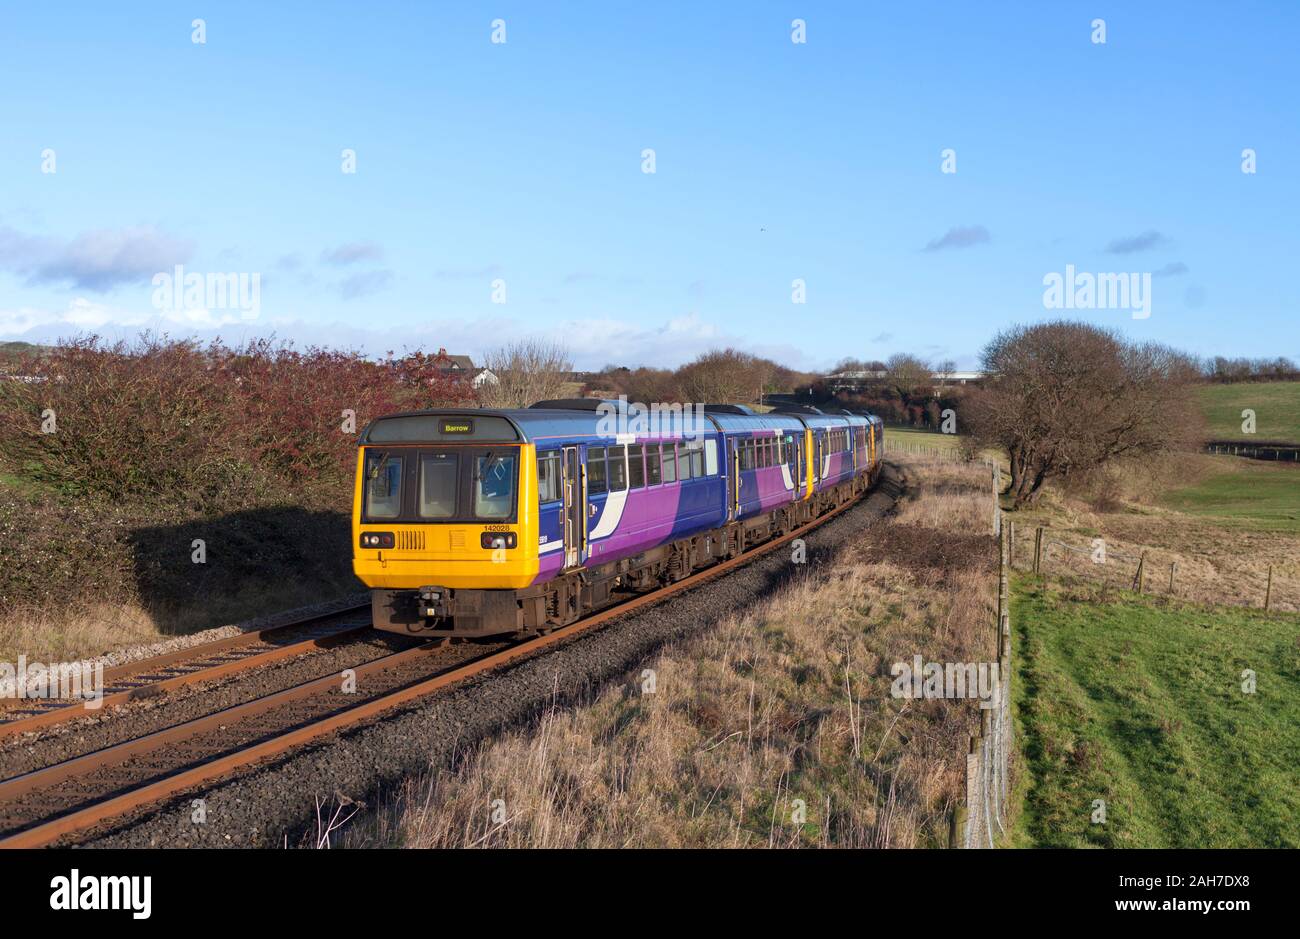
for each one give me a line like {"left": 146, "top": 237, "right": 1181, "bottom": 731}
{"left": 0, "top": 480, "right": 892, "bottom": 849}
{"left": 0, "top": 601, "right": 372, "bottom": 740}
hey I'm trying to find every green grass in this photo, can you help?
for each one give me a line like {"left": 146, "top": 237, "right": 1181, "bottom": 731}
{"left": 884, "top": 426, "right": 962, "bottom": 450}
{"left": 1160, "top": 457, "right": 1300, "bottom": 531}
{"left": 1010, "top": 576, "right": 1300, "bottom": 847}
{"left": 1197, "top": 381, "right": 1300, "bottom": 444}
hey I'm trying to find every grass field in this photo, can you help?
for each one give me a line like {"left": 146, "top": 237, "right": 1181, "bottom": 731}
{"left": 883, "top": 426, "right": 962, "bottom": 450}
{"left": 1197, "top": 381, "right": 1300, "bottom": 443}
{"left": 1160, "top": 456, "right": 1300, "bottom": 532}
{"left": 1010, "top": 576, "right": 1300, "bottom": 847}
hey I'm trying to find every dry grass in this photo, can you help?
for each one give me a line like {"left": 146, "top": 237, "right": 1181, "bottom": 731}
{"left": 0, "top": 579, "right": 345, "bottom": 663}
{"left": 338, "top": 458, "right": 999, "bottom": 849}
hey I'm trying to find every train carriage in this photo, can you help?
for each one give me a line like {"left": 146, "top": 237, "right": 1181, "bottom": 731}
{"left": 354, "top": 401, "right": 883, "bottom": 639}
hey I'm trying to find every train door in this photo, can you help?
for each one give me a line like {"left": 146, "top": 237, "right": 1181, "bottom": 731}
{"left": 562, "top": 446, "right": 585, "bottom": 568}
{"left": 729, "top": 439, "right": 741, "bottom": 521}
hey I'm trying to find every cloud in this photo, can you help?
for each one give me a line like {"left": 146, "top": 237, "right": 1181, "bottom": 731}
{"left": 0, "top": 304, "right": 809, "bottom": 371}
{"left": 1152, "top": 261, "right": 1189, "bottom": 278}
{"left": 338, "top": 269, "right": 394, "bottom": 299}
{"left": 1, "top": 297, "right": 258, "bottom": 337}
{"left": 276, "top": 254, "right": 302, "bottom": 271}
{"left": 0, "top": 224, "right": 194, "bottom": 291}
{"left": 320, "top": 242, "right": 383, "bottom": 266}
{"left": 924, "top": 225, "right": 990, "bottom": 252}
{"left": 1104, "top": 230, "right": 1169, "bottom": 254}
{"left": 870, "top": 332, "right": 894, "bottom": 343}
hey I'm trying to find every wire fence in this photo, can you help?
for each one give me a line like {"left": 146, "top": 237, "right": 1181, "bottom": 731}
{"left": 934, "top": 460, "right": 1012, "bottom": 849}
{"left": 1016, "top": 525, "right": 1293, "bottom": 612}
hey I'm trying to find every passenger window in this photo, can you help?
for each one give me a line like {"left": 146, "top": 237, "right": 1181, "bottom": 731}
{"left": 628, "top": 444, "right": 645, "bottom": 488}
{"left": 689, "top": 440, "right": 704, "bottom": 477}
{"left": 677, "top": 443, "right": 691, "bottom": 480}
{"left": 661, "top": 443, "right": 677, "bottom": 483}
{"left": 739, "top": 441, "right": 753, "bottom": 472}
{"left": 588, "top": 447, "right": 607, "bottom": 495}
{"left": 609, "top": 445, "right": 628, "bottom": 491}
{"left": 646, "top": 445, "right": 662, "bottom": 484}
{"left": 537, "top": 451, "right": 561, "bottom": 503}
{"left": 419, "top": 453, "right": 459, "bottom": 518}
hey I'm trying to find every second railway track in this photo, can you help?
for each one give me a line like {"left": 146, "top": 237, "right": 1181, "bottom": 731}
{"left": 0, "top": 468, "right": 903, "bottom": 849}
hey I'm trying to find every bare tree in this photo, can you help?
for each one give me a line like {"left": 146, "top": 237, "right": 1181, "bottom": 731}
{"left": 963, "top": 321, "right": 1203, "bottom": 506}
{"left": 884, "top": 353, "right": 932, "bottom": 399}
{"left": 675, "top": 348, "right": 774, "bottom": 405}
{"left": 477, "top": 340, "right": 573, "bottom": 408}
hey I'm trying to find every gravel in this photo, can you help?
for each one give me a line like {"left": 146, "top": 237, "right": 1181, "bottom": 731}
{"left": 77, "top": 466, "right": 904, "bottom": 848}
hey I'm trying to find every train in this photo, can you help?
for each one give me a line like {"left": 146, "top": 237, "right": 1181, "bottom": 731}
{"left": 352, "top": 400, "right": 884, "bottom": 637}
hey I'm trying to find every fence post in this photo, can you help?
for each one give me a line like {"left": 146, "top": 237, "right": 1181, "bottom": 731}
{"left": 1033, "top": 527, "right": 1044, "bottom": 574}
{"left": 1168, "top": 561, "right": 1176, "bottom": 595}
{"left": 1265, "top": 565, "right": 1273, "bottom": 611}
{"left": 1135, "top": 552, "right": 1147, "bottom": 594}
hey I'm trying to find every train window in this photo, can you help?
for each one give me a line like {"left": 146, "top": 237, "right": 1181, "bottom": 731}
{"left": 628, "top": 444, "right": 645, "bottom": 488}
{"left": 677, "top": 443, "right": 691, "bottom": 480}
{"left": 704, "top": 439, "right": 718, "bottom": 475}
{"left": 688, "top": 439, "right": 705, "bottom": 477}
{"left": 537, "top": 451, "right": 561, "bottom": 504}
{"left": 661, "top": 443, "right": 677, "bottom": 483}
{"left": 587, "top": 447, "right": 607, "bottom": 495}
{"left": 609, "top": 445, "right": 628, "bottom": 491}
{"left": 739, "top": 440, "right": 753, "bottom": 472}
{"left": 364, "top": 452, "right": 403, "bottom": 519}
{"left": 418, "top": 453, "right": 459, "bottom": 518}
{"left": 785, "top": 435, "right": 796, "bottom": 464}
{"left": 474, "top": 452, "right": 516, "bottom": 520}
{"left": 646, "top": 444, "right": 662, "bottom": 485}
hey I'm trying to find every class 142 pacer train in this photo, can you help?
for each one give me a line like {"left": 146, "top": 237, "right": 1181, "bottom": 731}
{"left": 352, "top": 400, "right": 884, "bottom": 638}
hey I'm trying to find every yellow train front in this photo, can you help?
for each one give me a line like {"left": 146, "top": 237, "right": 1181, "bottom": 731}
{"left": 352, "top": 410, "right": 539, "bottom": 637}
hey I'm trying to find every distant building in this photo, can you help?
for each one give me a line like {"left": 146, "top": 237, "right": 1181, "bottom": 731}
{"left": 434, "top": 349, "right": 498, "bottom": 387}
{"left": 826, "top": 369, "right": 984, "bottom": 391}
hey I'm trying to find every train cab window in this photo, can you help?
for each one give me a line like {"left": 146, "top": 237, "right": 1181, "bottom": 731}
{"left": 418, "top": 452, "right": 459, "bottom": 518}
{"left": 628, "top": 444, "right": 645, "bottom": 488}
{"left": 587, "top": 447, "right": 607, "bottom": 495}
{"left": 474, "top": 453, "right": 517, "bottom": 520}
{"left": 364, "top": 452, "right": 403, "bottom": 519}
{"left": 609, "top": 445, "right": 628, "bottom": 491}
{"left": 537, "top": 451, "right": 561, "bottom": 504}
{"left": 687, "top": 439, "right": 705, "bottom": 477}
{"left": 661, "top": 443, "right": 677, "bottom": 483}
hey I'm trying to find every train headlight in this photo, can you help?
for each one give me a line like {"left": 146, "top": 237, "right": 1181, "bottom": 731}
{"left": 481, "top": 532, "right": 517, "bottom": 549}
{"left": 360, "top": 532, "right": 395, "bottom": 549}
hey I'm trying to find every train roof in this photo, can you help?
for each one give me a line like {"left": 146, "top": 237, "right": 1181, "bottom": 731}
{"left": 360, "top": 403, "right": 881, "bottom": 445}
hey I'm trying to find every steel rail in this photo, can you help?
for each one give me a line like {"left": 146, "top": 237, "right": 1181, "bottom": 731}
{"left": 0, "top": 472, "right": 897, "bottom": 849}
{"left": 0, "top": 602, "right": 371, "bottom": 739}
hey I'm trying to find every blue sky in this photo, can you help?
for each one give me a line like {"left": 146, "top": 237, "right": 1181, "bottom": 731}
{"left": 2, "top": 1, "right": 1297, "bottom": 370}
